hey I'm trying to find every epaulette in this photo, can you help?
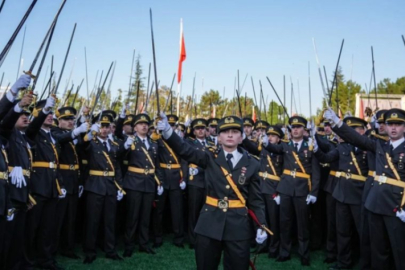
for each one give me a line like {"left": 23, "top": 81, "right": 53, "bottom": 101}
{"left": 370, "top": 130, "right": 389, "bottom": 142}
{"left": 249, "top": 153, "right": 260, "bottom": 160}
{"left": 281, "top": 139, "right": 289, "bottom": 143}
{"left": 317, "top": 131, "right": 325, "bottom": 136}
{"left": 111, "top": 140, "right": 119, "bottom": 146}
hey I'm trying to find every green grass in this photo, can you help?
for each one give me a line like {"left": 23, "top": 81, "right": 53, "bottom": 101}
{"left": 56, "top": 235, "right": 331, "bottom": 270}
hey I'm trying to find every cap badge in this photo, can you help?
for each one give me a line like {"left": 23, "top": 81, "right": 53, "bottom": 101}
{"left": 225, "top": 117, "right": 234, "bottom": 124}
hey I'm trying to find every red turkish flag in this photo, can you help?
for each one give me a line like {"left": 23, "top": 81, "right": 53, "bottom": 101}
{"left": 177, "top": 19, "right": 186, "bottom": 84}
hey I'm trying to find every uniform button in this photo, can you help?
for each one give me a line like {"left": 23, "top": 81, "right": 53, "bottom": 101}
{"left": 350, "top": 162, "right": 353, "bottom": 165}
{"left": 223, "top": 209, "right": 227, "bottom": 212}
{"left": 205, "top": 209, "right": 208, "bottom": 211}
{"left": 226, "top": 185, "right": 230, "bottom": 189}
{"left": 382, "top": 173, "right": 385, "bottom": 176}
{"left": 385, "top": 165, "right": 388, "bottom": 168}
{"left": 224, "top": 197, "right": 228, "bottom": 200}
{"left": 348, "top": 169, "right": 350, "bottom": 172}
{"left": 294, "top": 162, "right": 297, "bottom": 164}
{"left": 401, "top": 192, "right": 403, "bottom": 195}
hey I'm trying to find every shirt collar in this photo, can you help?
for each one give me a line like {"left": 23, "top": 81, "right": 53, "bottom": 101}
{"left": 390, "top": 137, "right": 405, "bottom": 150}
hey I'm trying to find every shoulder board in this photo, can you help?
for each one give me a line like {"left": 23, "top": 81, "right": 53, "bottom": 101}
{"left": 371, "top": 132, "right": 389, "bottom": 142}
{"left": 249, "top": 154, "right": 260, "bottom": 160}
{"left": 111, "top": 140, "right": 119, "bottom": 146}
{"left": 282, "top": 139, "right": 289, "bottom": 143}
{"left": 328, "top": 139, "right": 338, "bottom": 144}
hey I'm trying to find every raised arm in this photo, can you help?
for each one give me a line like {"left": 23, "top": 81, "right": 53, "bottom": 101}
{"left": 333, "top": 123, "right": 375, "bottom": 152}
{"left": 314, "top": 146, "right": 340, "bottom": 163}
{"left": 242, "top": 137, "right": 261, "bottom": 156}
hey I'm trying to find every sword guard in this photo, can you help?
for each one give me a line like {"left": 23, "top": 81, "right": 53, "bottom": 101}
{"left": 23, "top": 70, "right": 36, "bottom": 79}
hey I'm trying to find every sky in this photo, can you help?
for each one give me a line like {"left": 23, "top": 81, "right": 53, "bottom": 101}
{"left": 1, "top": 0, "right": 405, "bottom": 117}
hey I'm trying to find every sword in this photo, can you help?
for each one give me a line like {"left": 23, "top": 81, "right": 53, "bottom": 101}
{"left": 53, "top": 22, "right": 77, "bottom": 96}
{"left": 0, "top": 0, "right": 38, "bottom": 67}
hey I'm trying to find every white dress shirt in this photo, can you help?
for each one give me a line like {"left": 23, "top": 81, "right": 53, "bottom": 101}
{"left": 138, "top": 135, "right": 150, "bottom": 150}
{"left": 223, "top": 149, "right": 243, "bottom": 168}
{"left": 391, "top": 137, "right": 405, "bottom": 150}
{"left": 98, "top": 137, "right": 110, "bottom": 151}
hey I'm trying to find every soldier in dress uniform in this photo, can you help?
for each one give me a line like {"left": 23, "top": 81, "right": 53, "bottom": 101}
{"left": 82, "top": 112, "right": 125, "bottom": 264}
{"left": 156, "top": 114, "right": 268, "bottom": 270}
{"left": 358, "top": 110, "right": 388, "bottom": 269}
{"left": 0, "top": 75, "right": 31, "bottom": 269}
{"left": 206, "top": 118, "right": 219, "bottom": 146}
{"left": 51, "top": 107, "right": 88, "bottom": 259}
{"left": 314, "top": 121, "right": 339, "bottom": 264}
{"left": 153, "top": 114, "right": 186, "bottom": 248}
{"left": 242, "top": 117, "right": 255, "bottom": 141}
{"left": 23, "top": 96, "right": 69, "bottom": 270}
{"left": 264, "top": 116, "right": 320, "bottom": 266}
{"left": 324, "top": 107, "right": 405, "bottom": 270}
{"left": 185, "top": 118, "right": 215, "bottom": 249}
{"left": 122, "top": 113, "right": 163, "bottom": 257}
{"left": 254, "top": 120, "right": 270, "bottom": 138}
{"left": 3, "top": 81, "right": 48, "bottom": 269}
{"left": 243, "top": 125, "right": 284, "bottom": 259}
{"left": 314, "top": 116, "right": 369, "bottom": 269}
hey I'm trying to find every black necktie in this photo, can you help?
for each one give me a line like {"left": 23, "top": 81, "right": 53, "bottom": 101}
{"left": 103, "top": 141, "right": 108, "bottom": 152}
{"left": 142, "top": 139, "right": 148, "bottom": 149}
{"left": 202, "top": 141, "right": 205, "bottom": 147}
{"left": 46, "top": 132, "right": 52, "bottom": 143}
{"left": 294, "top": 143, "right": 298, "bottom": 152}
{"left": 226, "top": 153, "right": 233, "bottom": 171}
{"left": 389, "top": 144, "right": 394, "bottom": 157}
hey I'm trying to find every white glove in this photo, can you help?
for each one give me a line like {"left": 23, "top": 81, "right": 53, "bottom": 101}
{"left": 7, "top": 209, "right": 15, "bottom": 221}
{"left": 120, "top": 105, "right": 127, "bottom": 118}
{"left": 157, "top": 113, "right": 172, "bottom": 139}
{"left": 242, "top": 132, "right": 246, "bottom": 140}
{"left": 310, "top": 120, "right": 316, "bottom": 137}
{"left": 157, "top": 185, "right": 164, "bottom": 196}
{"left": 117, "top": 190, "right": 124, "bottom": 201}
{"left": 323, "top": 108, "right": 340, "bottom": 127}
{"left": 185, "top": 119, "right": 192, "bottom": 127}
{"left": 73, "top": 122, "right": 89, "bottom": 137}
{"left": 180, "top": 181, "right": 186, "bottom": 190}
{"left": 255, "top": 228, "right": 268, "bottom": 244}
{"left": 91, "top": 123, "right": 100, "bottom": 133}
{"left": 370, "top": 114, "right": 377, "bottom": 124}
{"left": 59, "top": 188, "right": 67, "bottom": 199}
{"left": 10, "top": 166, "right": 26, "bottom": 188}
{"left": 11, "top": 74, "right": 31, "bottom": 94}
{"left": 43, "top": 96, "right": 56, "bottom": 112}
{"left": 157, "top": 113, "right": 171, "bottom": 132}
{"left": 124, "top": 136, "right": 134, "bottom": 150}
{"left": 396, "top": 210, "right": 405, "bottom": 223}
{"left": 189, "top": 167, "right": 199, "bottom": 176}
{"left": 261, "top": 134, "right": 269, "bottom": 147}
{"left": 78, "top": 185, "right": 84, "bottom": 198}
{"left": 313, "top": 138, "right": 318, "bottom": 152}
{"left": 273, "top": 195, "right": 280, "bottom": 205}
{"left": 306, "top": 195, "right": 317, "bottom": 205}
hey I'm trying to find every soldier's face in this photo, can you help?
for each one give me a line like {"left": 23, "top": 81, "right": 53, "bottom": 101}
{"left": 387, "top": 122, "right": 405, "bottom": 141}
{"left": 218, "top": 129, "right": 242, "bottom": 148}
{"left": 59, "top": 118, "right": 74, "bottom": 130}
{"left": 269, "top": 134, "right": 280, "bottom": 144}
{"left": 43, "top": 114, "right": 54, "bottom": 127}
{"left": 378, "top": 122, "right": 386, "bottom": 135}
{"left": 110, "top": 124, "right": 116, "bottom": 134}
{"left": 209, "top": 126, "right": 217, "bottom": 136}
{"left": 193, "top": 126, "right": 206, "bottom": 139}
{"left": 244, "top": 126, "right": 252, "bottom": 136}
{"left": 99, "top": 125, "right": 109, "bottom": 139}
{"left": 135, "top": 122, "right": 148, "bottom": 136}
{"left": 123, "top": 124, "right": 133, "bottom": 135}
{"left": 354, "top": 126, "right": 365, "bottom": 136}
{"left": 15, "top": 114, "right": 30, "bottom": 130}
{"left": 291, "top": 125, "right": 304, "bottom": 139}
{"left": 324, "top": 125, "right": 332, "bottom": 135}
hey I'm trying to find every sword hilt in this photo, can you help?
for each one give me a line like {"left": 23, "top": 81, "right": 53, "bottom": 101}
{"left": 23, "top": 70, "right": 36, "bottom": 79}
